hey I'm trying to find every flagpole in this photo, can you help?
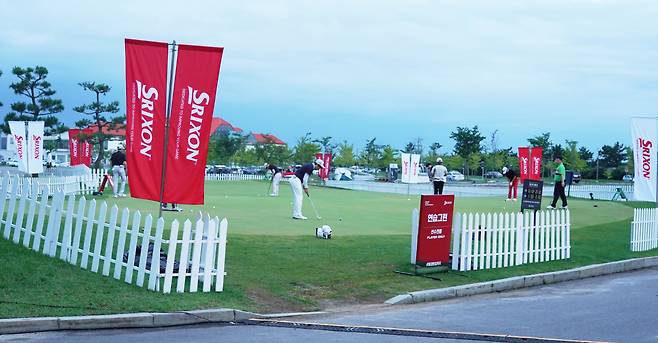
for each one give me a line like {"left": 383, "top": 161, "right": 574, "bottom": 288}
{"left": 25, "top": 121, "right": 31, "bottom": 176}
{"left": 159, "top": 40, "right": 177, "bottom": 218}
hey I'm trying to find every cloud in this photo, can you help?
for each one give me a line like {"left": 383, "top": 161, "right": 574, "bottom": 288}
{"left": 0, "top": 0, "right": 657, "bottom": 150}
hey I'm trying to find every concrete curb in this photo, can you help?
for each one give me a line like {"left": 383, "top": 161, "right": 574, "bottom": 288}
{"left": 0, "top": 309, "right": 260, "bottom": 335}
{"left": 385, "top": 256, "right": 658, "bottom": 305}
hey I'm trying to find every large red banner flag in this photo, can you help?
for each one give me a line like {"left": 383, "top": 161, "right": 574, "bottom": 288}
{"left": 518, "top": 147, "right": 543, "bottom": 181}
{"left": 163, "top": 44, "right": 223, "bottom": 204}
{"left": 68, "top": 129, "right": 81, "bottom": 166}
{"left": 125, "top": 39, "right": 169, "bottom": 201}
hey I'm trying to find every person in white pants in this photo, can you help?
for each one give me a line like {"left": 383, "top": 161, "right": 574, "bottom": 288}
{"left": 266, "top": 163, "right": 283, "bottom": 196}
{"left": 110, "top": 147, "right": 127, "bottom": 197}
{"left": 289, "top": 159, "right": 325, "bottom": 220}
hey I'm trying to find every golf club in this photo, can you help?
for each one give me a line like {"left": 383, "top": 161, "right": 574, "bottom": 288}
{"left": 267, "top": 181, "right": 272, "bottom": 196}
{"left": 307, "top": 194, "right": 322, "bottom": 219}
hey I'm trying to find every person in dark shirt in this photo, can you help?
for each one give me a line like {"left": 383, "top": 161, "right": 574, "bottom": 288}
{"left": 110, "top": 147, "right": 127, "bottom": 198}
{"left": 502, "top": 166, "right": 518, "bottom": 201}
{"left": 266, "top": 163, "right": 283, "bottom": 197}
{"left": 289, "top": 159, "right": 325, "bottom": 219}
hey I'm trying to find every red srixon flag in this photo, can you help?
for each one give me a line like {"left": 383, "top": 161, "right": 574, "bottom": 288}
{"left": 80, "top": 128, "right": 93, "bottom": 167}
{"left": 68, "top": 129, "right": 81, "bottom": 166}
{"left": 125, "top": 39, "right": 169, "bottom": 201}
{"left": 314, "top": 153, "right": 332, "bottom": 180}
{"left": 164, "top": 44, "right": 223, "bottom": 204}
{"left": 518, "top": 147, "right": 543, "bottom": 181}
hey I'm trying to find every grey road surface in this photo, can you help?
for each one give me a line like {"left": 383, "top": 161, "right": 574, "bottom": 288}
{"left": 2, "top": 268, "right": 657, "bottom": 342}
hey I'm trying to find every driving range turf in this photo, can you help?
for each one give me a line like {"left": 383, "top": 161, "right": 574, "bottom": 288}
{"left": 1, "top": 180, "right": 656, "bottom": 318}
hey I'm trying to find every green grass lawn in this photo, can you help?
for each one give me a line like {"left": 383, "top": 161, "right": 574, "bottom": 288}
{"left": 0, "top": 180, "right": 654, "bottom": 318}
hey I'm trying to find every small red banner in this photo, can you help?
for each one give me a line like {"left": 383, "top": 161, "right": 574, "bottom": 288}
{"left": 314, "top": 153, "right": 332, "bottom": 180}
{"left": 416, "top": 194, "right": 455, "bottom": 266}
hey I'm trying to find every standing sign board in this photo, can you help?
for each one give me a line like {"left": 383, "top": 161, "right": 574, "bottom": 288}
{"left": 415, "top": 194, "right": 455, "bottom": 267}
{"left": 521, "top": 179, "right": 543, "bottom": 210}
{"left": 631, "top": 117, "right": 657, "bottom": 202}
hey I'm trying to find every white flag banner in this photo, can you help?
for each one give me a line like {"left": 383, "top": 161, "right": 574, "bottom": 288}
{"left": 401, "top": 153, "right": 411, "bottom": 183}
{"left": 410, "top": 153, "right": 421, "bottom": 183}
{"left": 27, "top": 121, "right": 44, "bottom": 174}
{"left": 631, "top": 117, "right": 657, "bottom": 202}
{"left": 8, "top": 121, "right": 28, "bottom": 173}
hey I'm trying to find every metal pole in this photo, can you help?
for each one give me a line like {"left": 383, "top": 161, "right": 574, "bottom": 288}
{"left": 25, "top": 121, "right": 31, "bottom": 176}
{"left": 528, "top": 146, "right": 533, "bottom": 180}
{"left": 158, "top": 41, "right": 177, "bottom": 218}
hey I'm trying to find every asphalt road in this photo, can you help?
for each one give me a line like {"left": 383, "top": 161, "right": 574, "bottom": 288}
{"left": 2, "top": 268, "right": 657, "bottom": 342}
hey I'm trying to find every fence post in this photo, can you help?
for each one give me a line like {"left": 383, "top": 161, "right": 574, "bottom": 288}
{"left": 215, "top": 218, "right": 228, "bottom": 292}
{"left": 515, "top": 212, "right": 524, "bottom": 266}
{"left": 22, "top": 182, "right": 40, "bottom": 248}
{"left": 59, "top": 195, "right": 76, "bottom": 261}
{"left": 102, "top": 205, "right": 120, "bottom": 276}
{"left": 148, "top": 217, "right": 165, "bottom": 292}
{"left": 177, "top": 219, "right": 193, "bottom": 293}
{"left": 410, "top": 208, "right": 419, "bottom": 264}
{"left": 113, "top": 208, "right": 130, "bottom": 280}
{"left": 3, "top": 176, "right": 20, "bottom": 240}
{"left": 0, "top": 175, "right": 10, "bottom": 229}
{"left": 451, "top": 213, "right": 461, "bottom": 271}
{"left": 163, "top": 219, "right": 180, "bottom": 294}
{"left": 202, "top": 217, "right": 216, "bottom": 292}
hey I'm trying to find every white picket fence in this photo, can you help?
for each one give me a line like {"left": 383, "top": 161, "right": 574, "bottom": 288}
{"left": 450, "top": 210, "right": 571, "bottom": 271}
{"left": 205, "top": 173, "right": 265, "bottom": 181}
{"left": 0, "top": 169, "right": 105, "bottom": 197}
{"left": 631, "top": 208, "right": 658, "bottom": 252}
{"left": 0, "top": 175, "right": 228, "bottom": 293}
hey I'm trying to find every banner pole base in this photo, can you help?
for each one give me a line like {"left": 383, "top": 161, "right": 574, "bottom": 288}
{"left": 393, "top": 264, "right": 449, "bottom": 281}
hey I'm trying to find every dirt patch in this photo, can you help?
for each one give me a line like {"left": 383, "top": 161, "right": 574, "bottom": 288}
{"left": 245, "top": 288, "right": 310, "bottom": 313}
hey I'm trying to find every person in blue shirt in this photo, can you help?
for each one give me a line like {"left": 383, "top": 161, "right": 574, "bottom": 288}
{"left": 289, "top": 159, "right": 325, "bottom": 220}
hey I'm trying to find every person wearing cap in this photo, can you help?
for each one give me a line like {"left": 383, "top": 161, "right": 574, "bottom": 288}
{"left": 265, "top": 163, "right": 283, "bottom": 196}
{"left": 430, "top": 157, "right": 448, "bottom": 195}
{"left": 289, "top": 159, "right": 325, "bottom": 220}
{"left": 110, "top": 146, "right": 127, "bottom": 198}
{"left": 548, "top": 156, "right": 568, "bottom": 209}
{"left": 502, "top": 166, "right": 519, "bottom": 201}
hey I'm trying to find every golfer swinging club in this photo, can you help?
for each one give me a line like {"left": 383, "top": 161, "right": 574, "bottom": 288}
{"left": 289, "top": 159, "right": 325, "bottom": 220}
{"left": 502, "top": 166, "right": 519, "bottom": 201}
{"left": 266, "top": 163, "right": 283, "bottom": 196}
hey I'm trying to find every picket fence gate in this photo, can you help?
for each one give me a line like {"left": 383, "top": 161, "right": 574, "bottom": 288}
{"left": 0, "top": 175, "right": 228, "bottom": 293}
{"left": 631, "top": 208, "right": 658, "bottom": 252}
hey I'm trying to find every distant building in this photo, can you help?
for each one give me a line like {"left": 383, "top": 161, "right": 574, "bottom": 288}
{"left": 244, "top": 132, "right": 286, "bottom": 150}
{"left": 210, "top": 118, "right": 243, "bottom": 136}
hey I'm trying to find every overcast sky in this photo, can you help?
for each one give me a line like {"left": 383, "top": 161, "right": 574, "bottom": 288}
{"left": 1, "top": 0, "right": 657, "bottom": 153}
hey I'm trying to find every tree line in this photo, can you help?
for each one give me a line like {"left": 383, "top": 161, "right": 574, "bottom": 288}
{"left": 208, "top": 126, "right": 632, "bottom": 180}
{"left": 1, "top": 66, "right": 631, "bottom": 180}
{"left": 0, "top": 66, "right": 122, "bottom": 167}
